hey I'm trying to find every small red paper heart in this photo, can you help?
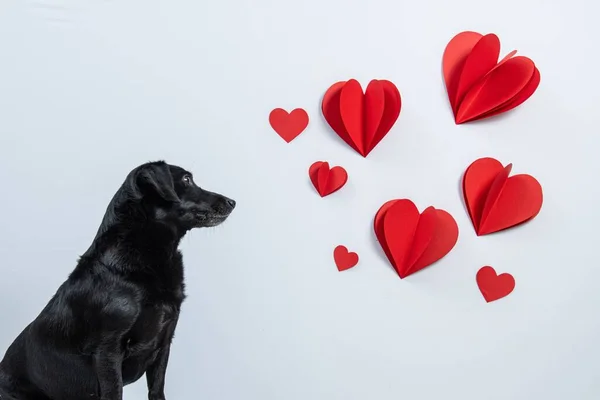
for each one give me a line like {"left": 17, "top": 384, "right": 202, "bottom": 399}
{"left": 334, "top": 245, "right": 359, "bottom": 271}
{"left": 476, "top": 266, "right": 515, "bottom": 302}
{"left": 309, "top": 161, "right": 348, "bottom": 197}
{"left": 373, "top": 199, "right": 459, "bottom": 278}
{"left": 443, "top": 31, "right": 540, "bottom": 124}
{"left": 269, "top": 108, "right": 309, "bottom": 142}
{"left": 322, "top": 79, "right": 401, "bottom": 157}
{"left": 463, "top": 157, "right": 543, "bottom": 235}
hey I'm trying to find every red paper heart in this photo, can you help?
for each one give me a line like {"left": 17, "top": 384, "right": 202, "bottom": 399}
{"left": 309, "top": 161, "right": 348, "bottom": 197}
{"left": 374, "top": 199, "right": 459, "bottom": 278}
{"left": 322, "top": 79, "right": 401, "bottom": 157}
{"left": 443, "top": 31, "right": 540, "bottom": 124}
{"left": 476, "top": 266, "right": 515, "bottom": 302}
{"left": 463, "top": 157, "right": 543, "bottom": 235}
{"left": 334, "top": 245, "right": 359, "bottom": 271}
{"left": 269, "top": 108, "right": 309, "bottom": 142}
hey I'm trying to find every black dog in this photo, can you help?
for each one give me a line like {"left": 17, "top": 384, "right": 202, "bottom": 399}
{"left": 0, "top": 161, "right": 235, "bottom": 400}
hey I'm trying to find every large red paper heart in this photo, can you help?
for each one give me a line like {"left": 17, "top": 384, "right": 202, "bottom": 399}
{"left": 333, "top": 245, "right": 359, "bottom": 271}
{"left": 374, "top": 199, "right": 459, "bottom": 278}
{"left": 443, "top": 31, "right": 541, "bottom": 124}
{"left": 476, "top": 266, "right": 515, "bottom": 302}
{"left": 309, "top": 161, "right": 348, "bottom": 197}
{"left": 463, "top": 157, "right": 543, "bottom": 235}
{"left": 322, "top": 79, "right": 401, "bottom": 157}
{"left": 269, "top": 108, "right": 309, "bottom": 142}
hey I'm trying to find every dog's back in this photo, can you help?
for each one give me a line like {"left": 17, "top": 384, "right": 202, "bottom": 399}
{"left": 0, "top": 326, "right": 46, "bottom": 400}
{"left": 0, "top": 310, "right": 98, "bottom": 400}
{"left": 0, "top": 272, "right": 133, "bottom": 400}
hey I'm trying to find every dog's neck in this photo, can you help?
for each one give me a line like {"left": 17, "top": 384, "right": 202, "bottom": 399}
{"left": 80, "top": 187, "right": 185, "bottom": 271}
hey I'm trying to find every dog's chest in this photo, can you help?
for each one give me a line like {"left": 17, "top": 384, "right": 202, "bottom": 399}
{"left": 122, "top": 258, "right": 185, "bottom": 357}
{"left": 124, "top": 301, "right": 179, "bottom": 355}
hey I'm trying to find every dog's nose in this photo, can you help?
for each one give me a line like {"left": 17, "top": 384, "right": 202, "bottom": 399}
{"left": 226, "top": 198, "right": 236, "bottom": 210}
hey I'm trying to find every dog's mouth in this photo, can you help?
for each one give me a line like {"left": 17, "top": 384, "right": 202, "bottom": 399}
{"left": 194, "top": 212, "right": 231, "bottom": 227}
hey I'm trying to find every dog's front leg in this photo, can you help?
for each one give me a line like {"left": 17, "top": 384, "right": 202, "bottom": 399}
{"left": 146, "top": 345, "right": 171, "bottom": 400}
{"left": 146, "top": 320, "right": 178, "bottom": 400}
{"left": 94, "top": 343, "right": 125, "bottom": 400}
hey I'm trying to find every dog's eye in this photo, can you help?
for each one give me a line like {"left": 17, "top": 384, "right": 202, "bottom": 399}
{"left": 182, "top": 175, "right": 192, "bottom": 186}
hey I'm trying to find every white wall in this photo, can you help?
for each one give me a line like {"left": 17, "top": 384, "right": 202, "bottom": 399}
{"left": 0, "top": 0, "right": 598, "bottom": 399}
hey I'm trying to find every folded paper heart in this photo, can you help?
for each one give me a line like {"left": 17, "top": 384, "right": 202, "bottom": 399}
{"left": 463, "top": 157, "right": 543, "bottom": 235}
{"left": 374, "top": 199, "right": 459, "bottom": 279}
{"left": 309, "top": 161, "right": 348, "bottom": 197}
{"left": 269, "top": 108, "right": 309, "bottom": 142}
{"left": 443, "top": 31, "right": 541, "bottom": 124}
{"left": 322, "top": 79, "right": 401, "bottom": 157}
{"left": 476, "top": 266, "right": 515, "bottom": 303}
{"left": 333, "top": 245, "right": 359, "bottom": 271}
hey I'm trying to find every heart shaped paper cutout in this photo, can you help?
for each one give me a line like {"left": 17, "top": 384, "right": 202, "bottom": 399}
{"left": 374, "top": 199, "right": 459, "bottom": 278}
{"left": 322, "top": 79, "right": 401, "bottom": 157}
{"left": 476, "top": 266, "right": 515, "bottom": 302}
{"left": 334, "top": 245, "right": 359, "bottom": 271}
{"left": 443, "top": 31, "right": 540, "bottom": 124}
{"left": 463, "top": 157, "right": 543, "bottom": 235}
{"left": 309, "top": 161, "right": 348, "bottom": 197}
{"left": 269, "top": 108, "right": 309, "bottom": 142}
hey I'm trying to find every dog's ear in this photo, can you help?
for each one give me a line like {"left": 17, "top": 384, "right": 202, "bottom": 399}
{"left": 133, "top": 163, "right": 180, "bottom": 203}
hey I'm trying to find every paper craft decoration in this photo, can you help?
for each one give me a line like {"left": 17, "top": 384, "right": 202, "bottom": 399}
{"left": 374, "top": 199, "right": 458, "bottom": 279}
{"left": 463, "top": 157, "right": 543, "bottom": 235}
{"left": 269, "top": 108, "right": 309, "bottom": 142}
{"left": 309, "top": 161, "right": 348, "bottom": 197}
{"left": 333, "top": 245, "right": 359, "bottom": 271}
{"left": 443, "top": 31, "right": 541, "bottom": 124}
{"left": 476, "top": 266, "right": 515, "bottom": 302}
{"left": 322, "top": 79, "right": 401, "bottom": 157}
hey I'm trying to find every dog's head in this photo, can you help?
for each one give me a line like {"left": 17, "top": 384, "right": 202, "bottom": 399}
{"left": 129, "top": 161, "right": 236, "bottom": 231}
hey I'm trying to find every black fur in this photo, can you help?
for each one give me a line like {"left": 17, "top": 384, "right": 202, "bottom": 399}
{"left": 0, "top": 161, "right": 236, "bottom": 400}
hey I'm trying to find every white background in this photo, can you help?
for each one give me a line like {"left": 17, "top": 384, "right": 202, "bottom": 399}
{"left": 1, "top": 1, "right": 599, "bottom": 399}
